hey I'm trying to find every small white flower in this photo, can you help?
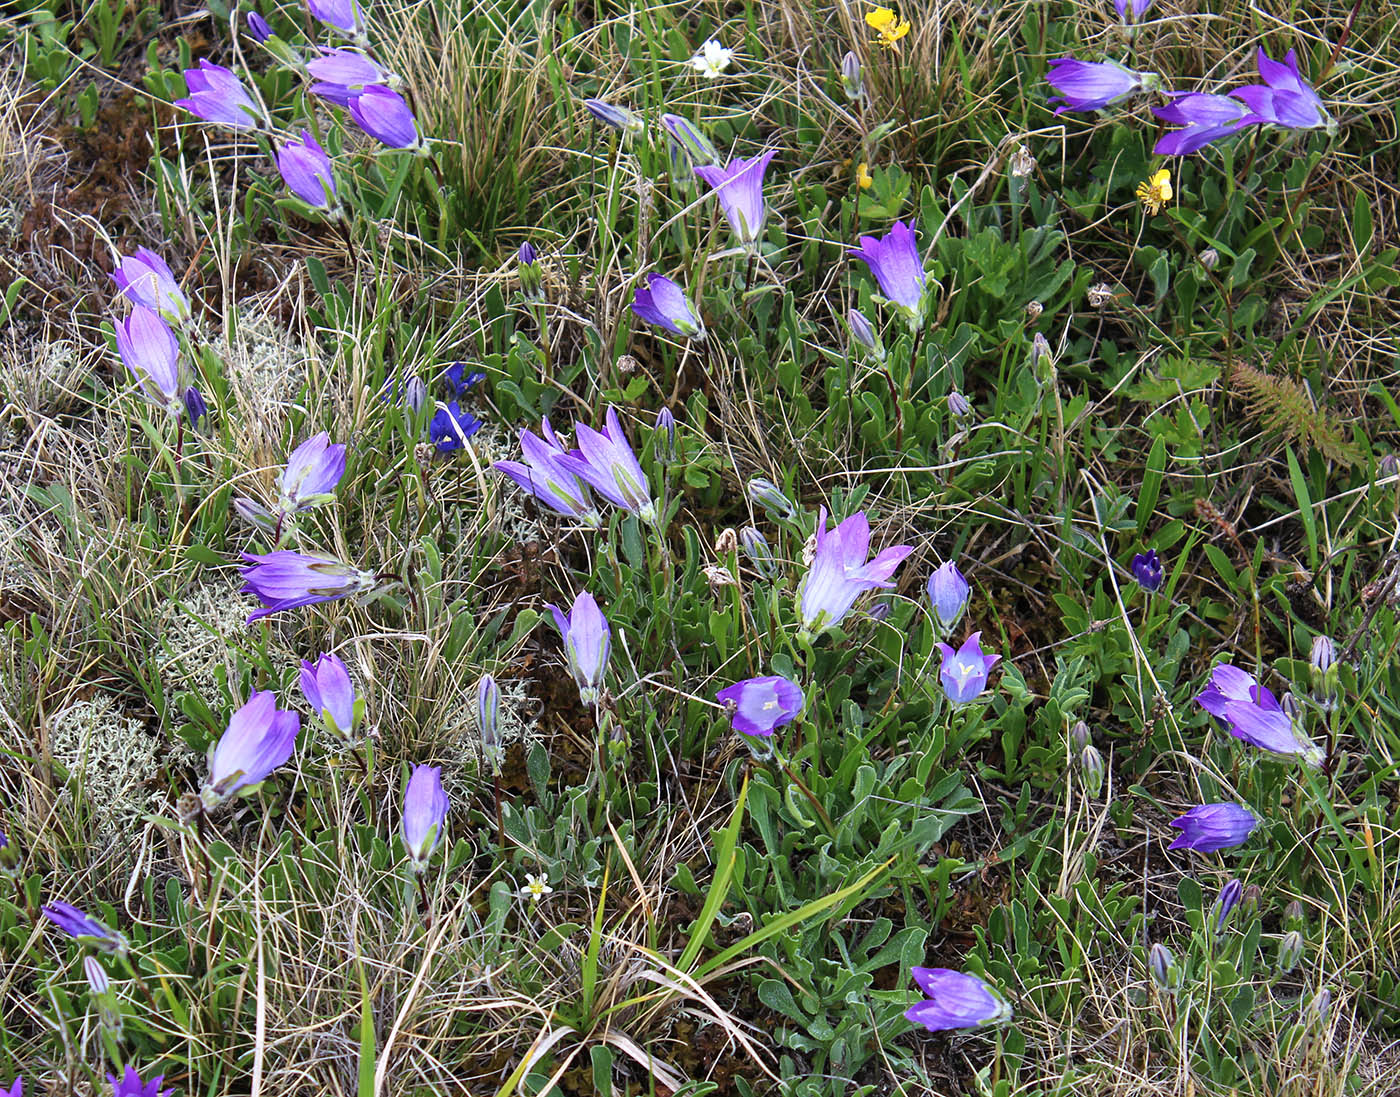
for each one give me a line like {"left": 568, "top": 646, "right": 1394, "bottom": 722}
{"left": 519, "top": 873, "right": 553, "bottom": 903}
{"left": 688, "top": 39, "right": 734, "bottom": 78}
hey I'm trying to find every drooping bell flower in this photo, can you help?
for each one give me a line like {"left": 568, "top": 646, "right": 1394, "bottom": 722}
{"left": 107, "top": 1066, "right": 173, "bottom": 1097}
{"left": 1131, "top": 549, "right": 1164, "bottom": 592}
{"left": 1168, "top": 803, "right": 1260, "bottom": 852}
{"left": 307, "top": 0, "right": 365, "bottom": 40}
{"left": 925, "top": 561, "right": 970, "bottom": 634}
{"left": 348, "top": 86, "right": 420, "bottom": 150}
{"left": 278, "top": 431, "right": 347, "bottom": 513}
{"left": 850, "top": 220, "right": 927, "bottom": 326}
{"left": 631, "top": 274, "right": 705, "bottom": 338}
{"left": 41, "top": 902, "right": 128, "bottom": 955}
{"left": 1152, "top": 92, "right": 1258, "bottom": 155}
{"left": 494, "top": 418, "right": 602, "bottom": 526}
{"left": 693, "top": 151, "right": 777, "bottom": 246}
{"left": 277, "top": 131, "right": 338, "bottom": 209}
{"left": 936, "top": 632, "right": 1000, "bottom": 704}
{"left": 715, "top": 676, "right": 804, "bottom": 737}
{"left": 1231, "top": 48, "right": 1332, "bottom": 132}
{"left": 307, "top": 48, "right": 396, "bottom": 104}
{"left": 1195, "top": 663, "right": 1323, "bottom": 765}
{"left": 1046, "top": 58, "right": 1153, "bottom": 113}
{"left": 559, "top": 406, "right": 655, "bottom": 522}
{"left": 797, "top": 508, "right": 913, "bottom": 638}
{"left": 115, "top": 306, "right": 183, "bottom": 415}
{"left": 246, "top": 11, "right": 274, "bottom": 41}
{"left": 659, "top": 113, "right": 722, "bottom": 169}
{"left": 428, "top": 401, "right": 483, "bottom": 451}
{"left": 239, "top": 550, "right": 381, "bottom": 622}
{"left": 176, "top": 60, "right": 261, "bottom": 129}
{"left": 583, "top": 99, "right": 644, "bottom": 134}
{"left": 112, "top": 248, "right": 189, "bottom": 325}
{"left": 0, "top": 1077, "right": 18, "bottom": 1097}
{"left": 1112, "top": 0, "right": 1153, "bottom": 22}
{"left": 904, "top": 968, "right": 1012, "bottom": 1032}
{"left": 401, "top": 764, "right": 449, "bottom": 870}
{"left": 301, "top": 652, "right": 360, "bottom": 743}
{"left": 201, "top": 691, "right": 300, "bottom": 806}
{"left": 546, "top": 590, "right": 610, "bottom": 706}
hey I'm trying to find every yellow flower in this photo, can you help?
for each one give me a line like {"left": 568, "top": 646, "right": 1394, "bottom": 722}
{"left": 1136, "top": 168, "right": 1173, "bottom": 215}
{"left": 856, "top": 162, "right": 874, "bottom": 189}
{"left": 865, "top": 6, "right": 910, "bottom": 48}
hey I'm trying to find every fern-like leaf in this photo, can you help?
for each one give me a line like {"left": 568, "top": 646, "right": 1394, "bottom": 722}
{"left": 1228, "top": 362, "right": 1364, "bottom": 468}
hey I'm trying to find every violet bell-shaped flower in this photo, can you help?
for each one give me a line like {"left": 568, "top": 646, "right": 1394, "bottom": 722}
{"left": 1112, "top": 0, "right": 1152, "bottom": 22}
{"left": 41, "top": 902, "right": 128, "bottom": 954}
{"left": 112, "top": 248, "right": 189, "bottom": 325}
{"left": 307, "top": 0, "right": 366, "bottom": 40}
{"left": 107, "top": 1067, "right": 173, "bottom": 1097}
{"left": 1131, "top": 548, "right": 1164, "bottom": 592}
{"left": 1232, "top": 48, "right": 1333, "bottom": 132}
{"left": 660, "top": 113, "right": 722, "bottom": 168}
{"left": 0, "top": 1079, "right": 17, "bottom": 1097}
{"left": 279, "top": 431, "right": 347, "bottom": 513}
{"left": 306, "top": 48, "right": 397, "bottom": 102}
{"left": 115, "top": 306, "right": 183, "bottom": 415}
{"left": 851, "top": 220, "right": 927, "bottom": 327}
{"left": 926, "top": 561, "right": 971, "bottom": 634}
{"left": 277, "top": 131, "right": 338, "bottom": 209}
{"left": 1046, "top": 58, "right": 1155, "bottom": 113}
{"left": 348, "top": 86, "right": 421, "bottom": 150}
{"left": 693, "top": 150, "right": 777, "bottom": 246}
{"left": 631, "top": 273, "right": 705, "bottom": 338}
{"left": 176, "top": 60, "right": 261, "bottom": 129}
{"left": 1152, "top": 92, "right": 1258, "bottom": 156}
{"left": 797, "top": 508, "right": 913, "bottom": 639}
{"left": 494, "top": 418, "right": 602, "bottom": 526}
{"left": 201, "top": 690, "right": 300, "bottom": 806}
{"left": 936, "top": 631, "right": 1000, "bottom": 704}
{"left": 547, "top": 590, "right": 611, "bottom": 706}
{"left": 1196, "top": 662, "right": 1324, "bottom": 765}
{"left": 560, "top": 406, "right": 656, "bottom": 522}
{"left": 1169, "top": 803, "right": 1260, "bottom": 852}
{"left": 715, "top": 675, "right": 804, "bottom": 737}
{"left": 402, "top": 764, "right": 449, "bottom": 870}
{"left": 904, "top": 968, "right": 1012, "bottom": 1032}
{"left": 583, "top": 98, "right": 644, "bottom": 134}
{"left": 239, "top": 550, "right": 381, "bottom": 622}
{"left": 301, "top": 652, "right": 361, "bottom": 742}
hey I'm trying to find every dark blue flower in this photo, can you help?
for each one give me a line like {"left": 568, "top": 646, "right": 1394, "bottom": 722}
{"left": 429, "top": 401, "right": 483, "bottom": 451}
{"left": 1131, "top": 549, "right": 1164, "bottom": 592}
{"left": 1168, "top": 803, "right": 1260, "bottom": 852}
{"left": 441, "top": 362, "right": 485, "bottom": 396}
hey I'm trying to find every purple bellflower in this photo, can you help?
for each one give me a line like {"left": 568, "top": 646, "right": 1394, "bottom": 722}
{"left": 0, "top": 1077, "right": 18, "bottom": 1097}
{"left": 1196, "top": 663, "right": 1323, "bottom": 765}
{"left": 184, "top": 386, "right": 209, "bottom": 433}
{"left": 583, "top": 99, "right": 644, "bottom": 134}
{"left": 660, "top": 113, "right": 722, "bottom": 168}
{"left": 560, "top": 406, "right": 655, "bottom": 522}
{"left": 693, "top": 150, "right": 777, "bottom": 246}
{"left": 632, "top": 273, "right": 705, "bottom": 339}
{"left": 308, "top": 0, "right": 365, "bottom": 40}
{"left": 108, "top": 1067, "right": 173, "bottom": 1097}
{"left": 112, "top": 248, "right": 189, "bottom": 325}
{"left": 936, "top": 632, "right": 1000, "bottom": 704}
{"left": 307, "top": 48, "right": 396, "bottom": 101}
{"left": 926, "top": 561, "right": 971, "bottom": 634}
{"left": 494, "top": 419, "right": 603, "bottom": 526}
{"left": 279, "top": 432, "right": 347, "bottom": 513}
{"left": 797, "top": 508, "right": 914, "bottom": 638}
{"left": 277, "top": 131, "right": 338, "bottom": 209}
{"left": 1046, "top": 58, "right": 1154, "bottom": 113}
{"left": 851, "top": 220, "right": 927, "bottom": 326}
{"left": 715, "top": 676, "right": 804, "bottom": 737}
{"left": 348, "top": 86, "right": 420, "bottom": 150}
{"left": 905, "top": 968, "right": 1012, "bottom": 1032}
{"left": 1169, "top": 803, "right": 1260, "bottom": 852}
{"left": 1232, "top": 48, "right": 1332, "bottom": 132}
{"left": 246, "top": 11, "right": 273, "bottom": 41}
{"left": 1131, "top": 548, "right": 1164, "bottom": 592}
{"left": 547, "top": 590, "right": 611, "bottom": 706}
{"left": 301, "top": 653, "right": 361, "bottom": 743}
{"left": 402, "top": 764, "right": 449, "bottom": 870}
{"left": 1113, "top": 0, "right": 1152, "bottom": 21}
{"left": 202, "top": 691, "right": 300, "bottom": 806}
{"left": 176, "top": 60, "right": 261, "bottom": 130}
{"left": 115, "top": 306, "right": 183, "bottom": 415}
{"left": 41, "top": 901, "right": 127, "bottom": 954}
{"left": 429, "top": 401, "right": 483, "bottom": 451}
{"left": 441, "top": 362, "right": 485, "bottom": 396}
{"left": 1152, "top": 93, "right": 1258, "bottom": 155}
{"left": 240, "top": 550, "right": 380, "bottom": 622}
{"left": 1212, "top": 878, "right": 1243, "bottom": 933}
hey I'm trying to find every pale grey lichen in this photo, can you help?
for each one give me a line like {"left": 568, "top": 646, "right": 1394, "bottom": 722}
{"left": 49, "top": 695, "right": 169, "bottom": 834}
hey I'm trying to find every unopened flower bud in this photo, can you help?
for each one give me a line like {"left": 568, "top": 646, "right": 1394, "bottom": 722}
{"left": 404, "top": 376, "right": 427, "bottom": 415}
{"left": 477, "top": 674, "right": 502, "bottom": 774}
{"left": 740, "top": 527, "right": 778, "bottom": 578}
{"left": 1304, "top": 987, "right": 1331, "bottom": 1027}
{"left": 84, "top": 955, "right": 110, "bottom": 995}
{"left": 847, "top": 308, "right": 884, "bottom": 361}
{"left": 583, "top": 98, "right": 644, "bottom": 134}
{"left": 1149, "top": 943, "right": 1177, "bottom": 993}
{"left": 1212, "top": 878, "right": 1243, "bottom": 933}
{"left": 1277, "top": 930, "right": 1304, "bottom": 973}
{"left": 1381, "top": 453, "right": 1399, "bottom": 478}
{"left": 660, "top": 113, "right": 721, "bottom": 169}
{"left": 1030, "top": 332, "right": 1053, "bottom": 377}
{"left": 518, "top": 242, "right": 544, "bottom": 302}
{"left": 746, "top": 477, "right": 797, "bottom": 522}
{"left": 655, "top": 407, "right": 677, "bottom": 461}
{"left": 183, "top": 386, "right": 210, "bottom": 434}
{"left": 1070, "top": 720, "right": 1091, "bottom": 752}
{"left": 840, "top": 51, "right": 864, "bottom": 101}
{"left": 1281, "top": 691, "right": 1304, "bottom": 722}
{"left": 1310, "top": 634, "right": 1339, "bottom": 710}
{"left": 1284, "top": 900, "right": 1305, "bottom": 929}
{"left": 1079, "top": 744, "right": 1105, "bottom": 796}
{"left": 1199, "top": 247, "right": 1219, "bottom": 271}
{"left": 948, "top": 390, "right": 972, "bottom": 419}
{"left": 1241, "top": 884, "right": 1261, "bottom": 919}
{"left": 867, "top": 601, "right": 892, "bottom": 622}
